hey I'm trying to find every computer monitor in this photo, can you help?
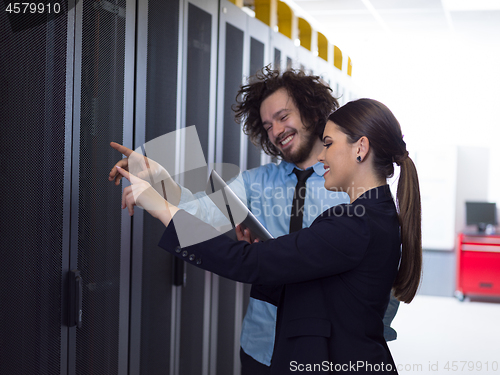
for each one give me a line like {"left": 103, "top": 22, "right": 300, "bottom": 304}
{"left": 465, "top": 202, "right": 498, "bottom": 232}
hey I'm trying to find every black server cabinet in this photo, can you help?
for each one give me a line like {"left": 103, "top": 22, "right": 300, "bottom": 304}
{"left": 133, "top": 0, "right": 219, "bottom": 374}
{"left": 179, "top": 3, "right": 217, "bottom": 375}
{"left": 216, "top": 12, "right": 245, "bottom": 375}
{"left": 0, "top": 5, "right": 73, "bottom": 375}
{"left": 1, "top": 0, "right": 134, "bottom": 373}
{"left": 246, "top": 36, "right": 266, "bottom": 170}
{"left": 213, "top": 3, "right": 274, "bottom": 374}
{"left": 274, "top": 47, "right": 281, "bottom": 69}
{"left": 71, "top": 0, "right": 133, "bottom": 373}
{"left": 129, "top": 0, "right": 180, "bottom": 374}
{"left": 221, "top": 22, "right": 244, "bottom": 167}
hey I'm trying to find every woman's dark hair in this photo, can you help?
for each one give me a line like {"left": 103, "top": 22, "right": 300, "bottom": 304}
{"left": 233, "top": 65, "right": 339, "bottom": 157}
{"left": 329, "top": 99, "right": 422, "bottom": 304}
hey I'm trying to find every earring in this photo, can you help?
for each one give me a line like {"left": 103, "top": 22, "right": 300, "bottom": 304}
{"left": 356, "top": 156, "right": 362, "bottom": 163}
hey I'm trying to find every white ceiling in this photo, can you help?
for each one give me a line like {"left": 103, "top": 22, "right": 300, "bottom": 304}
{"left": 285, "top": 0, "right": 500, "bottom": 47}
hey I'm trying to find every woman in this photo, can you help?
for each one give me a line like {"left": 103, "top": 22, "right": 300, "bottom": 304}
{"left": 116, "top": 98, "right": 422, "bottom": 374}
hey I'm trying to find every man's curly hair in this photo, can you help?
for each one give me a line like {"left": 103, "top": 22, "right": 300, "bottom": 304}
{"left": 233, "top": 65, "right": 339, "bottom": 157}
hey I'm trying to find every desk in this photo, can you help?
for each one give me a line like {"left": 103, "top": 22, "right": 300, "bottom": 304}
{"left": 455, "top": 233, "right": 500, "bottom": 300}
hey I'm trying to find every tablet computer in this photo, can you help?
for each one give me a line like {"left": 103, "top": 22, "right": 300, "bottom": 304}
{"left": 205, "top": 169, "right": 273, "bottom": 242}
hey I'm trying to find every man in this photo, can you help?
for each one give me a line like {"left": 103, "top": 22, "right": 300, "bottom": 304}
{"left": 232, "top": 67, "right": 347, "bottom": 374}
{"left": 109, "top": 66, "right": 398, "bottom": 374}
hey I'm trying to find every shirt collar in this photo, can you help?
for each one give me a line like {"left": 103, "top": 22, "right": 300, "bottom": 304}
{"left": 282, "top": 160, "right": 326, "bottom": 177}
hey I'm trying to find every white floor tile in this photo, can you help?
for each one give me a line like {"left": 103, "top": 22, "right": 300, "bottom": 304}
{"left": 388, "top": 295, "right": 500, "bottom": 374}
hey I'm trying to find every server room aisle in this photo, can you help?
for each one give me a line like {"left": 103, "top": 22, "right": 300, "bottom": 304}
{"left": 388, "top": 295, "right": 500, "bottom": 374}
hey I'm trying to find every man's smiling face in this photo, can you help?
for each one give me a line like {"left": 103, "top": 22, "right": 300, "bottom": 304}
{"left": 260, "top": 88, "right": 317, "bottom": 165}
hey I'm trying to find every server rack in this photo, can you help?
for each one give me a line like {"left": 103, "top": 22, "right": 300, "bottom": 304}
{"left": 214, "top": 5, "right": 247, "bottom": 375}
{"left": 1, "top": 0, "right": 136, "bottom": 373}
{"left": 0, "top": 3, "right": 74, "bottom": 374}
{"left": 70, "top": 0, "right": 134, "bottom": 373}
{"left": 129, "top": 0, "right": 181, "bottom": 374}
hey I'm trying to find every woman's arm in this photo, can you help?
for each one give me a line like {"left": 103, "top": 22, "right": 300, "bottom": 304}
{"left": 160, "top": 208, "right": 371, "bottom": 285}
{"left": 109, "top": 142, "right": 248, "bottom": 228}
{"left": 116, "top": 166, "right": 179, "bottom": 227}
{"left": 109, "top": 142, "right": 182, "bottom": 205}
{"left": 116, "top": 167, "right": 372, "bottom": 286}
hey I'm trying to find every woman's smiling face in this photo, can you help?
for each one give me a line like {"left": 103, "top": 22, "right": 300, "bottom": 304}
{"left": 318, "top": 120, "right": 358, "bottom": 193}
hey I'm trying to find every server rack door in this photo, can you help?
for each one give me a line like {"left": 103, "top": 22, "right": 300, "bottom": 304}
{"left": 0, "top": 6, "right": 73, "bottom": 375}
{"left": 245, "top": 36, "right": 266, "bottom": 170}
{"left": 238, "top": 16, "right": 272, "bottom": 339}
{"left": 129, "top": 0, "right": 181, "bottom": 374}
{"left": 70, "top": 0, "right": 134, "bottom": 373}
{"left": 315, "top": 57, "right": 334, "bottom": 88}
{"left": 246, "top": 16, "right": 271, "bottom": 170}
{"left": 271, "top": 30, "right": 296, "bottom": 72}
{"left": 297, "top": 44, "right": 315, "bottom": 73}
{"left": 273, "top": 47, "right": 282, "bottom": 70}
{"left": 179, "top": 1, "right": 219, "bottom": 374}
{"left": 215, "top": 5, "right": 247, "bottom": 375}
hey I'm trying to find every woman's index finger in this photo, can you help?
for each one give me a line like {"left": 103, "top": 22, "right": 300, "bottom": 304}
{"left": 110, "top": 142, "right": 133, "bottom": 157}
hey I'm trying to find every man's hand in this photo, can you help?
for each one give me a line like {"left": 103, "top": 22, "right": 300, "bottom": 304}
{"left": 235, "top": 224, "right": 260, "bottom": 244}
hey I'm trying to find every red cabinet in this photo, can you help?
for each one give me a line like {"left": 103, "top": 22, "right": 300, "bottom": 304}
{"left": 456, "top": 233, "right": 500, "bottom": 300}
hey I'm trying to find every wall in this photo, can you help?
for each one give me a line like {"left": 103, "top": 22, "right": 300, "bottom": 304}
{"left": 418, "top": 146, "right": 491, "bottom": 297}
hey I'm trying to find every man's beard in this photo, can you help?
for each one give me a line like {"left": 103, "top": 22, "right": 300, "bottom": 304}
{"left": 280, "top": 130, "right": 317, "bottom": 165}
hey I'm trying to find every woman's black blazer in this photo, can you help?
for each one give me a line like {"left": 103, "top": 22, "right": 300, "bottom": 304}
{"left": 159, "top": 185, "right": 401, "bottom": 374}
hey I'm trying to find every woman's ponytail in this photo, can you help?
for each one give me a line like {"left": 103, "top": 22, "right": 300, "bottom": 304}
{"left": 393, "top": 156, "right": 422, "bottom": 303}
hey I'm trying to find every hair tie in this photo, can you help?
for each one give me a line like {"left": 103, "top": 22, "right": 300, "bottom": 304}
{"left": 393, "top": 151, "right": 409, "bottom": 166}
{"left": 391, "top": 135, "right": 408, "bottom": 166}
